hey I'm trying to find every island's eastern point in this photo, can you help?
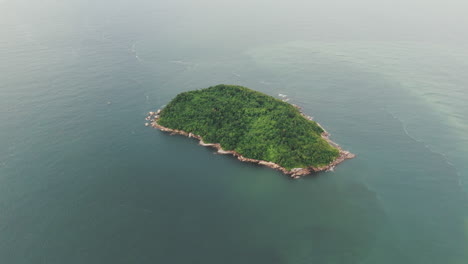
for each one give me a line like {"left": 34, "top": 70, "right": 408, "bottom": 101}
{"left": 146, "top": 84, "right": 355, "bottom": 178}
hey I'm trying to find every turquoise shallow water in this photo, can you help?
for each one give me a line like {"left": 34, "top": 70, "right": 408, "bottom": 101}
{"left": 1, "top": 0, "right": 467, "bottom": 263}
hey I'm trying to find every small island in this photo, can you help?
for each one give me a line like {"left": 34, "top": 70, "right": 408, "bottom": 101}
{"left": 147, "top": 84, "right": 354, "bottom": 178}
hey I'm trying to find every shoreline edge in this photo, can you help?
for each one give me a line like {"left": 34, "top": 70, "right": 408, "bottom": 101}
{"left": 147, "top": 108, "right": 355, "bottom": 178}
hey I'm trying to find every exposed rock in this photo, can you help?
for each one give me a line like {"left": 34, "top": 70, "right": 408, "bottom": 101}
{"left": 150, "top": 109, "right": 355, "bottom": 178}
{"left": 217, "top": 149, "right": 232, "bottom": 154}
{"left": 199, "top": 140, "right": 218, "bottom": 147}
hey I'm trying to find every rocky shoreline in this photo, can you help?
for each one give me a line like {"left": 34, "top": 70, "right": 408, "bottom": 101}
{"left": 146, "top": 108, "right": 355, "bottom": 178}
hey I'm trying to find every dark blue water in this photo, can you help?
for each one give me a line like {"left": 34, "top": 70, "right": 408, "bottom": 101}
{"left": 1, "top": 1, "right": 467, "bottom": 263}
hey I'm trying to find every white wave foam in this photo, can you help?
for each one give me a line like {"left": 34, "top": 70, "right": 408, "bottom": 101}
{"left": 129, "top": 42, "right": 143, "bottom": 61}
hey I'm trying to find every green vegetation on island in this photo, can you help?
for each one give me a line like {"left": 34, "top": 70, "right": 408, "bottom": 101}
{"left": 157, "top": 84, "right": 340, "bottom": 170}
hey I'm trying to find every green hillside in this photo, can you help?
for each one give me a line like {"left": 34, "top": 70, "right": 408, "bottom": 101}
{"left": 157, "top": 84, "right": 339, "bottom": 169}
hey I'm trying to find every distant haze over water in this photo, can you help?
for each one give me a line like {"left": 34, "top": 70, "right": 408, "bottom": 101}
{"left": 0, "top": 0, "right": 467, "bottom": 263}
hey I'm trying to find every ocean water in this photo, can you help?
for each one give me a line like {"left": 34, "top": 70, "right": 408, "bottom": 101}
{"left": 1, "top": 0, "right": 467, "bottom": 263}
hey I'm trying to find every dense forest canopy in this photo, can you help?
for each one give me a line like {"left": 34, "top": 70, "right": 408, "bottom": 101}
{"left": 158, "top": 85, "right": 339, "bottom": 169}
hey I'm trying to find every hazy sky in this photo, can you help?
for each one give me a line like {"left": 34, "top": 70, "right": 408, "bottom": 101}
{"left": 1, "top": 0, "right": 467, "bottom": 46}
